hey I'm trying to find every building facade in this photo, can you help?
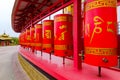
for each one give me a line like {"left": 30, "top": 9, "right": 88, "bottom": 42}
{"left": 0, "top": 33, "right": 12, "bottom": 46}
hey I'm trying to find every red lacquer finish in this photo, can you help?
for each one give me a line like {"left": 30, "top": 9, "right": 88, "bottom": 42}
{"left": 42, "top": 20, "right": 54, "bottom": 53}
{"left": 19, "top": 33, "right": 22, "bottom": 46}
{"left": 35, "top": 24, "right": 42, "bottom": 51}
{"left": 30, "top": 26, "right": 35, "bottom": 51}
{"left": 23, "top": 31, "right": 26, "bottom": 47}
{"left": 84, "top": 0, "right": 118, "bottom": 67}
{"left": 26, "top": 29, "right": 30, "bottom": 48}
{"left": 54, "top": 14, "right": 73, "bottom": 57}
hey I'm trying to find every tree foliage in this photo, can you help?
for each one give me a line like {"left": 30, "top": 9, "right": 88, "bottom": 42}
{"left": 11, "top": 37, "right": 19, "bottom": 45}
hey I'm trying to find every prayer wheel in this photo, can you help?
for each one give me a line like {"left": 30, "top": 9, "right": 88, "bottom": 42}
{"left": 54, "top": 14, "right": 73, "bottom": 57}
{"left": 23, "top": 31, "right": 27, "bottom": 46}
{"left": 42, "top": 20, "right": 54, "bottom": 53}
{"left": 30, "top": 26, "right": 35, "bottom": 50}
{"left": 35, "top": 24, "right": 42, "bottom": 51}
{"left": 84, "top": 0, "right": 118, "bottom": 67}
{"left": 19, "top": 32, "right": 27, "bottom": 47}
{"left": 26, "top": 28, "right": 30, "bottom": 48}
{"left": 19, "top": 33, "right": 22, "bottom": 46}
{"left": 23, "top": 31, "right": 26, "bottom": 47}
{"left": 20, "top": 32, "right": 25, "bottom": 47}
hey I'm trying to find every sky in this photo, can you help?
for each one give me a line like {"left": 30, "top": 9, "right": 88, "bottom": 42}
{"left": 117, "top": 6, "right": 120, "bottom": 22}
{"left": 0, "top": 0, "right": 19, "bottom": 37}
{"left": 0, "top": 0, "right": 120, "bottom": 37}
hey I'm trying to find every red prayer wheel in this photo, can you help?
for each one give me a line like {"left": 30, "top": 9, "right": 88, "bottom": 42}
{"left": 54, "top": 14, "right": 73, "bottom": 57}
{"left": 84, "top": 0, "right": 118, "bottom": 67}
{"left": 35, "top": 24, "right": 42, "bottom": 50}
{"left": 20, "top": 32, "right": 25, "bottom": 47}
{"left": 19, "top": 33, "right": 22, "bottom": 46}
{"left": 26, "top": 29, "right": 30, "bottom": 48}
{"left": 42, "top": 20, "right": 54, "bottom": 53}
{"left": 24, "top": 31, "right": 27, "bottom": 47}
{"left": 30, "top": 27, "right": 35, "bottom": 48}
{"left": 23, "top": 31, "right": 26, "bottom": 47}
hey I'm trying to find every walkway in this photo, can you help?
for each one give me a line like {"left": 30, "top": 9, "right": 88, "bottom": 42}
{"left": 0, "top": 46, "right": 29, "bottom": 80}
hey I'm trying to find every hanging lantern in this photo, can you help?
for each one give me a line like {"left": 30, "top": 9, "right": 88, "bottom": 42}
{"left": 42, "top": 20, "right": 54, "bottom": 53}
{"left": 35, "top": 24, "right": 42, "bottom": 51}
{"left": 26, "top": 28, "right": 30, "bottom": 48}
{"left": 84, "top": 0, "right": 118, "bottom": 67}
{"left": 54, "top": 14, "right": 73, "bottom": 57}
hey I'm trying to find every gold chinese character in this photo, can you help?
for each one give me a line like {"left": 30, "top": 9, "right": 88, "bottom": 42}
{"left": 59, "top": 25, "right": 67, "bottom": 29}
{"left": 90, "top": 16, "right": 104, "bottom": 43}
{"left": 58, "top": 25, "right": 67, "bottom": 40}
{"left": 45, "top": 30, "right": 51, "bottom": 39}
{"left": 58, "top": 31, "right": 67, "bottom": 40}
{"left": 107, "top": 21, "right": 114, "bottom": 33}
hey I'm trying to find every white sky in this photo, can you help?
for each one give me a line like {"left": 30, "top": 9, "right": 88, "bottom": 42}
{"left": 117, "top": 6, "right": 120, "bottom": 22}
{"left": 0, "top": 0, "right": 120, "bottom": 37}
{"left": 0, "top": 0, "right": 19, "bottom": 37}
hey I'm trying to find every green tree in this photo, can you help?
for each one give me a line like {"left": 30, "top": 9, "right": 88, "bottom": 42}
{"left": 11, "top": 37, "right": 19, "bottom": 45}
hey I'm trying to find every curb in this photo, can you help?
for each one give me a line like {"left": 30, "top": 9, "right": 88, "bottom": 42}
{"left": 18, "top": 54, "right": 49, "bottom": 80}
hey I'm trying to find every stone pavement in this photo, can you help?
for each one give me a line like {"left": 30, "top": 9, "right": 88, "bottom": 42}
{"left": 0, "top": 46, "right": 30, "bottom": 80}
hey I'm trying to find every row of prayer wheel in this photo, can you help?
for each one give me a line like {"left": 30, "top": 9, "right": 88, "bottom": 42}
{"left": 19, "top": 14, "right": 73, "bottom": 57}
{"left": 19, "top": 0, "right": 118, "bottom": 67}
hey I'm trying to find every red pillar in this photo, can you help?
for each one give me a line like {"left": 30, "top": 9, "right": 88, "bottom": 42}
{"left": 73, "top": 0, "right": 82, "bottom": 69}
